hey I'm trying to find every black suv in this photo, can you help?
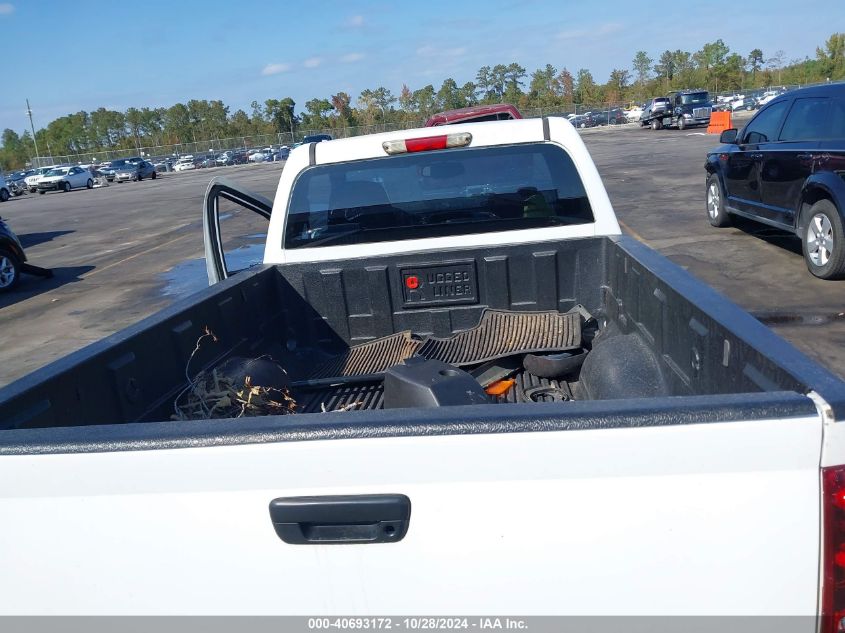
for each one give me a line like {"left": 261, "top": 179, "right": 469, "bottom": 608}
{"left": 705, "top": 83, "right": 845, "bottom": 279}
{"left": 0, "top": 216, "right": 52, "bottom": 291}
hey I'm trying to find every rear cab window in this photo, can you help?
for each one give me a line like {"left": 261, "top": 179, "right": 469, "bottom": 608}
{"left": 284, "top": 143, "right": 594, "bottom": 249}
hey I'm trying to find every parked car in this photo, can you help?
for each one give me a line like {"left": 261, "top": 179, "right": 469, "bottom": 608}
{"left": 758, "top": 89, "right": 788, "bottom": 108}
{"left": 0, "top": 173, "right": 10, "bottom": 202}
{"left": 216, "top": 151, "right": 235, "bottom": 166}
{"left": 100, "top": 159, "right": 136, "bottom": 182}
{"left": 113, "top": 160, "right": 157, "bottom": 182}
{"left": 425, "top": 104, "right": 522, "bottom": 126}
{"left": 195, "top": 155, "right": 217, "bottom": 169}
{"left": 591, "top": 111, "right": 609, "bottom": 126}
{"left": 624, "top": 105, "right": 644, "bottom": 122}
{"left": 569, "top": 113, "right": 594, "bottom": 128}
{"left": 0, "top": 214, "right": 52, "bottom": 291}
{"left": 36, "top": 166, "right": 93, "bottom": 194}
{"left": 300, "top": 134, "right": 334, "bottom": 143}
{"left": 152, "top": 158, "right": 173, "bottom": 172}
{"left": 173, "top": 156, "right": 196, "bottom": 172}
{"left": 732, "top": 97, "right": 757, "bottom": 111}
{"left": 5, "top": 174, "right": 28, "bottom": 197}
{"left": 705, "top": 83, "right": 845, "bottom": 279}
{"left": 248, "top": 149, "right": 272, "bottom": 163}
{"left": 591, "top": 109, "right": 626, "bottom": 126}
{"left": 0, "top": 215, "right": 26, "bottom": 290}
{"left": 24, "top": 166, "right": 55, "bottom": 192}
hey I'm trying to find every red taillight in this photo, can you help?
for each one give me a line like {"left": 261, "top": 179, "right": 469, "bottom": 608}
{"left": 822, "top": 466, "right": 845, "bottom": 633}
{"left": 382, "top": 132, "right": 472, "bottom": 155}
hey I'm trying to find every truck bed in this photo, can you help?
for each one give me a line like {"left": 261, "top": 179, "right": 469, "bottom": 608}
{"left": 1, "top": 235, "right": 844, "bottom": 433}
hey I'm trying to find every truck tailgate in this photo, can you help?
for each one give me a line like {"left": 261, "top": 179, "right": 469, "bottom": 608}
{"left": 0, "top": 395, "right": 822, "bottom": 617}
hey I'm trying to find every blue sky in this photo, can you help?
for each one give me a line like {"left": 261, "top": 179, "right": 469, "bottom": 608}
{"left": 1, "top": 0, "right": 843, "bottom": 134}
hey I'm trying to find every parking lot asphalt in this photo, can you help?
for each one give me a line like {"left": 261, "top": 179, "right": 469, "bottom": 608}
{"left": 1, "top": 122, "right": 843, "bottom": 387}
{"left": 0, "top": 163, "right": 285, "bottom": 385}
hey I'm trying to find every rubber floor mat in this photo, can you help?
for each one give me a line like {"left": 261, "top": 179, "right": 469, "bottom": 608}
{"left": 309, "top": 331, "right": 421, "bottom": 379}
{"left": 417, "top": 310, "right": 581, "bottom": 366}
{"left": 309, "top": 309, "right": 581, "bottom": 379}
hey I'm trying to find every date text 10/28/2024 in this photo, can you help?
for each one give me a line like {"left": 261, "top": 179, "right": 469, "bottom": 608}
{"left": 308, "top": 618, "right": 528, "bottom": 630}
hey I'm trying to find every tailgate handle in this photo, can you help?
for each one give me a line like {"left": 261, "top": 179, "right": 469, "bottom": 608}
{"left": 269, "top": 494, "right": 411, "bottom": 544}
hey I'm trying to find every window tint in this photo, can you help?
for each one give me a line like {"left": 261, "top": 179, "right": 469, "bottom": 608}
{"left": 743, "top": 100, "right": 788, "bottom": 144}
{"left": 779, "top": 98, "right": 831, "bottom": 141}
{"left": 831, "top": 99, "right": 845, "bottom": 139}
{"left": 285, "top": 144, "right": 594, "bottom": 249}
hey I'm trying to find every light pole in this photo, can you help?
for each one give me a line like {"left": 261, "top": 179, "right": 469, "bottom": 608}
{"left": 25, "top": 98, "right": 41, "bottom": 163}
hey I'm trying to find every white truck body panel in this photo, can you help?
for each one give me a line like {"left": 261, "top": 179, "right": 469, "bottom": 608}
{"left": 0, "top": 414, "right": 821, "bottom": 616}
{"left": 264, "top": 117, "right": 620, "bottom": 265}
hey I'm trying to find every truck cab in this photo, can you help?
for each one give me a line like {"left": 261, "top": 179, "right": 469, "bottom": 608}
{"left": 668, "top": 89, "right": 713, "bottom": 129}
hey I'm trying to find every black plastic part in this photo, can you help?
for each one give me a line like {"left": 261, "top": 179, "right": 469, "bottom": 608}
{"left": 269, "top": 494, "right": 410, "bottom": 544}
{"left": 524, "top": 350, "right": 587, "bottom": 379}
{"left": 384, "top": 357, "right": 489, "bottom": 409}
{"left": 469, "top": 356, "right": 523, "bottom": 387}
{"left": 522, "top": 385, "right": 571, "bottom": 402}
{"left": 542, "top": 117, "right": 550, "bottom": 141}
{"left": 308, "top": 142, "right": 316, "bottom": 166}
{"left": 216, "top": 357, "right": 289, "bottom": 390}
{"left": 578, "top": 322, "right": 669, "bottom": 400}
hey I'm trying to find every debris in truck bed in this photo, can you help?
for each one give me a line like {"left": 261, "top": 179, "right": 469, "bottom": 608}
{"left": 309, "top": 309, "right": 582, "bottom": 380}
{"left": 173, "top": 370, "right": 297, "bottom": 420}
{"left": 172, "top": 328, "right": 297, "bottom": 420}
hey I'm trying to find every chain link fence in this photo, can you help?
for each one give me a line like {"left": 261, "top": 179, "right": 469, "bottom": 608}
{"left": 30, "top": 119, "right": 434, "bottom": 167}
{"left": 31, "top": 81, "right": 838, "bottom": 167}
{"left": 28, "top": 107, "right": 632, "bottom": 167}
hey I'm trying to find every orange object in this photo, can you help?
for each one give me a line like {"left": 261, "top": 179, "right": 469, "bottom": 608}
{"left": 485, "top": 379, "right": 516, "bottom": 396}
{"left": 707, "top": 111, "right": 732, "bottom": 135}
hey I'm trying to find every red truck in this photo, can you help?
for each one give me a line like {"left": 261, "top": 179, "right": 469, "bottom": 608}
{"left": 425, "top": 103, "right": 522, "bottom": 126}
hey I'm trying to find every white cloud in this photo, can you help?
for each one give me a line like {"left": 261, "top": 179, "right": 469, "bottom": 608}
{"left": 0, "top": 3, "right": 14, "bottom": 15}
{"left": 261, "top": 63, "right": 291, "bottom": 76}
{"left": 416, "top": 45, "right": 466, "bottom": 58}
{"left": 346, "top": 14, "right": 364, "bottom": 27}
{"left": 303, "top": 57, "right": 321, "bottom": 68}
{"left": 340, "top": 52, "right": 365, "bottom": 63}
{"left": 557, "top": 22, "right": 622, "bottom": 40}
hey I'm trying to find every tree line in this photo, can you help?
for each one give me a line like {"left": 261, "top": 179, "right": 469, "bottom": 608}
{"left": 1, "top": 33, "right": 843, "bottom": 170}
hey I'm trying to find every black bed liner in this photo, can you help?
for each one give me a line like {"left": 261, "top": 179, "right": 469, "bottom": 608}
{"left": 1, "top": 235, "right": 845, "bottom": 448}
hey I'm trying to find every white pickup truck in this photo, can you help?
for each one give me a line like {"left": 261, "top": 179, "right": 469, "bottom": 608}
{"left": 2, "top": 118, "right": 845, "bottom": 625}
